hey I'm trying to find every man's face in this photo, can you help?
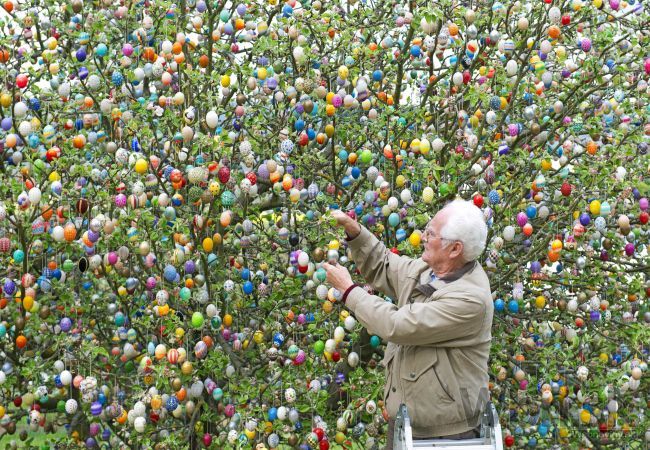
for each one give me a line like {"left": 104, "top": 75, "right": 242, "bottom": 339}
{"left": 421, "top": 212, "right": 448, "bottom": 270}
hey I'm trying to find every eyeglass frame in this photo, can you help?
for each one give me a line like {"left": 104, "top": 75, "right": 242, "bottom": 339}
{"left": 422, "top": 228, "right": 457, "bottom": 244}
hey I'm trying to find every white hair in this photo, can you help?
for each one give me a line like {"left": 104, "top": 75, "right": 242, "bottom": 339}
{"left": 439, "top": 199, "right": 488, "bottom": 262}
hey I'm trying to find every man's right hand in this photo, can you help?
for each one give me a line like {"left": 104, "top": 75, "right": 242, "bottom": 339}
{"left": 330, "top": 209, "right": 361, "bottom": 239}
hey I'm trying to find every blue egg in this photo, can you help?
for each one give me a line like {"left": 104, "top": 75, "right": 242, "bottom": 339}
{"left": 526, "top": 206, "right": 537, "bottom": 219}
{"left": 388, "top": 212, "right": 400, "bottom": 227}
{"left": 396, "top": 228, "right": 406, "bottom": 242}
{"left": 268, "top": 407, "right": 278, "bottom": 421}
{"left": 243, "top": 280, "right": 254, "bottom": 295}
{"left": 294, "top": 119, "right": 305, "bottom": 131}
{"left": 307, "top": 128, "right": 316, "bottom": 140}
{"left": 338, "top": 149, "right": 349, "bottom": 161}
{"left": 342, "top": 176, "right": 351, "bottom": 187}
{"left": 241, "top": 268, "right": 250, "bottom": 280}
{"left": 508, "top": 300, "right": 519, "bottom": 314}
{"left": 410, "top": 45, "right": 421, "bottom": 57}
{"left": 372, "top": 70, "right": 383, "bottom": 81}
{"left": 494, "top": 299, "right": 505, "bottom": 312}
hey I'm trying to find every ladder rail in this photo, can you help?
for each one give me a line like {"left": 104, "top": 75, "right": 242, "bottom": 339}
{"left": 393, "top": 402, "right": 503, "bottom": 450}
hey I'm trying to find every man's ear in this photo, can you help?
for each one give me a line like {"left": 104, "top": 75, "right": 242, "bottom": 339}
{"left": 450, "top": 241, "right": 464, "bottom": 260}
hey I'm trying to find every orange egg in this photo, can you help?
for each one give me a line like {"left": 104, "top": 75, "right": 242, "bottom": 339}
{"left": 64, "top": 223, "right": 77, "bottom": 241}
{"left": 347, "top": 152, "right": 358, "bottom": 164}
{"left": 142, "top": 47, "right": 156, "bottom": 62}
{"left": 0, "top": 49, "right": 9, "bottom": 63}
{"left": 548, "top": 25, "right": 561, "bottom": 39}
{"left": 16, "top": 335, "right": 27, "bottom": 349}
{"left": 172, "top": 42, "right": 183, "bottom": 55}
{"left": 220, "top": 211, "right": 232, "bottom": 227}
{"left": 522, "top": 223, "right": 534, "bottom": 236}
{"left": 223, "top": 314, "right": 233, "bottom": 327}
{"left": 547, "top": 250, "right": 561, "bottom": 262}
{"left": 41, "top": 205, "right": 53, "bottom": 220}
{"left": 448, "top": 23, "right": 459, "bottom": 36}
{"left": 5, "top": 134, "right": 16, "bottom": 148}
{"left": 199, "top": 54, "right": 209, "bottom": 68}
{"left": 586, "top": 141, "right": 597, "bottom": 155}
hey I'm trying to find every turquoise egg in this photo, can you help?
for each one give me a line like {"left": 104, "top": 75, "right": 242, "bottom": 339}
{"left": 388, "top": 212, "right": 400, "bottom": 227}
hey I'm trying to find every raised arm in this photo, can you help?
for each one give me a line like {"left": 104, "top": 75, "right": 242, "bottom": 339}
{"left": 344, "top": 286, "right": 486, "bottom": 346}
{"left": 330, "top": 210, "right": 421, "bottom": 299}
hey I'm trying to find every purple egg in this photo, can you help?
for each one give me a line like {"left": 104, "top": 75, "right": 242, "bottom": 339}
{"left": 1, "top": 117, "right": 13, "bottom": 131}
{"left": 76, "top": 48, "right": 87, "bottom": 62}
{"left": 579, "top": 213, "right": 590, "bottom": 226}
{"left": 294, "top": 103, "right": 304, "bottom": 114}
{"left": 60, "top": 317, "right": 72, "bottom": 332}
{"left": 266, "top": 78, "right": 278, "bottom": 90}
{"left": 581, "top": 38, "right": 592, "bottom": 52}
{"left": 86, "top": 437, "right": 96, "bottom": 448}
{"left": 102, "top": 429, "right": 111, "bottom": 440}
{"left": 257, "top": 164, "right": 269, "bottom": 180}
{"left": 89, "top": 423, "right": 100, "bottom": 436}
{"left": 115, "top": 194, "right": 127, "bottom": 207}
{"left": 146, "top": 277, "right": 157, "bottom": 290}
{"left": 91, "top": 401, "right": 103, "bottom": 416}
{"left": 624, "top": 243, "right": 635, "bottom": 256}
{"left": 258, "top": 56, "right": 268, "bottom": 66}
{"left": 639, "top": 197, "right": 648, "bottom": 210}
{"left": 107, "top": 252, "right": 118, "bottom": 265}
{"left": 3, "top": 280, "right": 16, "bottom": 295}
{"left": 78, "top": 67, "right": 89, "bottom": 80}
{"left": 184, "top": 260, "right": 196, "bottom": 274}
{"left": 530, "top": 261, "right": 542, "bottom": 273}
{"left": 236, "top": 4, "right": 247, "bottom": 15}
{"left": 516, "top": 212, "right": 528, "bottom": 227}
{"left": 196, "top": 1, "right": 207, "bottom": 12}
{"left": 590, "top": 310, "right": 601, "bottom": 322}
{"left": 87, "top": 230, "right": 100, "bottom": 243}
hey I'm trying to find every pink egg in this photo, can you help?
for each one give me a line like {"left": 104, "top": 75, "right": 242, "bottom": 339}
{"left": 122, "top": 43, "right": 134, "bottom": 57}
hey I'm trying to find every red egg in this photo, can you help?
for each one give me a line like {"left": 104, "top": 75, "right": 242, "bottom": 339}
{"left": 16, "top": 73, "right": 28, "bottom": 88}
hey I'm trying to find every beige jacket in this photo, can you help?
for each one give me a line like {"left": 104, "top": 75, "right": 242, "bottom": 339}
{"left": 344, "top": 226, "right": 493, "bottom": 438}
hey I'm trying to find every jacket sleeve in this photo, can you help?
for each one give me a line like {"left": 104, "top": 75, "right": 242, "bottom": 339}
{"left": 344, "top": 286, "right": 485, "bottom": 346}
{"left": 346, "top": 225, "right": 418, "bottom": 299}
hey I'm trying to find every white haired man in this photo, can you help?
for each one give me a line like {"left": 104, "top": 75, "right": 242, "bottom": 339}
{"left": 323, "top": 199, "right": 493, "bottom": 449}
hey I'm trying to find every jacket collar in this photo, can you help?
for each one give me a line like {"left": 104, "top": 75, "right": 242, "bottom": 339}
{"left": 415, "top": 261, "right": 478, "bottom": 297}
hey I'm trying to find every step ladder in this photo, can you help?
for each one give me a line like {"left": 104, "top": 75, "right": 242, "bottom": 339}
{"left": 393, "top": 401, "right": 503, "bottom": 450}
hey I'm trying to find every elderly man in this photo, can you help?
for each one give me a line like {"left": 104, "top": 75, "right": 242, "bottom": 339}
{"left": 323, "top": 199, "right": 493, "bottom": 449}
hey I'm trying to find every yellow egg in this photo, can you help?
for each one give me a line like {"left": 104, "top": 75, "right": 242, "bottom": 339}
{"left": 253, "top": 330, "right": 264, "bottom": 344}
{"left": 220, "top": 74, "right": 231, "bottom": 87}
{"left": 589, "top": 200, "right": 601, "bottom": 215}
{"left": 338, "top": 65, "right": 349, "bottom": 80}
{"left": 0, "top": 405, "right": 5, "bottom": 418}
{"left": 117, "top": 286, "right": 127, "bottom": 296}
{"left": 395, "top": 175, "right": 406, "bottom": 187}
{"left": 134, "top": 159, "right": 148, "bottom": 174}
{"left": 535, "top": 296, "right": 546, "bottom": 309}
{"left": 580, "top": 409, "right": 591, "bottom": 424}
{"left": 257, "top": 67, "right": 267, "bottom": 80}
{"left": 326, "top": 92, "right": 335, "bottom": 104}
{"left": 202, "top": 237, "right": 213, "bottom": 252}
{"left": 326, "top": 104, "right": 336, "bottom": 116}
{"left": 23, "top": 296, "right": 34, "bottom": 310}
{"left": 323, "top": 300, "right": 333, "bottom": 313}
{"left": 0, "top": 93, "right": 12, "bottom": 108}
{"left": 409, "top": 231, "right": 421, "bottom": 247}
{"left": 325, "top": 124, "right": 335, "bottom": 137}
{"left": 422, "top": 187, "right": 434, "bottom": 203}
{"left": 49, "top": 171, "right": 61, "bottom": 181}
{"left": 328, "top": 240, "right": 340, "bottom": 250}
{"left": 223, "top": 314, "right": 233, "bottom": 327}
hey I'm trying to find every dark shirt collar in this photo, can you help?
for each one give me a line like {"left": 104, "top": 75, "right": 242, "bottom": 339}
{"left": 436, "top": 260, "right": 477, "bottom": 282}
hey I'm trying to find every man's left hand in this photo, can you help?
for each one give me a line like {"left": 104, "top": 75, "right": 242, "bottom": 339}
{"left": 322, "top": 262, "right": 354, "bottom": 293}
